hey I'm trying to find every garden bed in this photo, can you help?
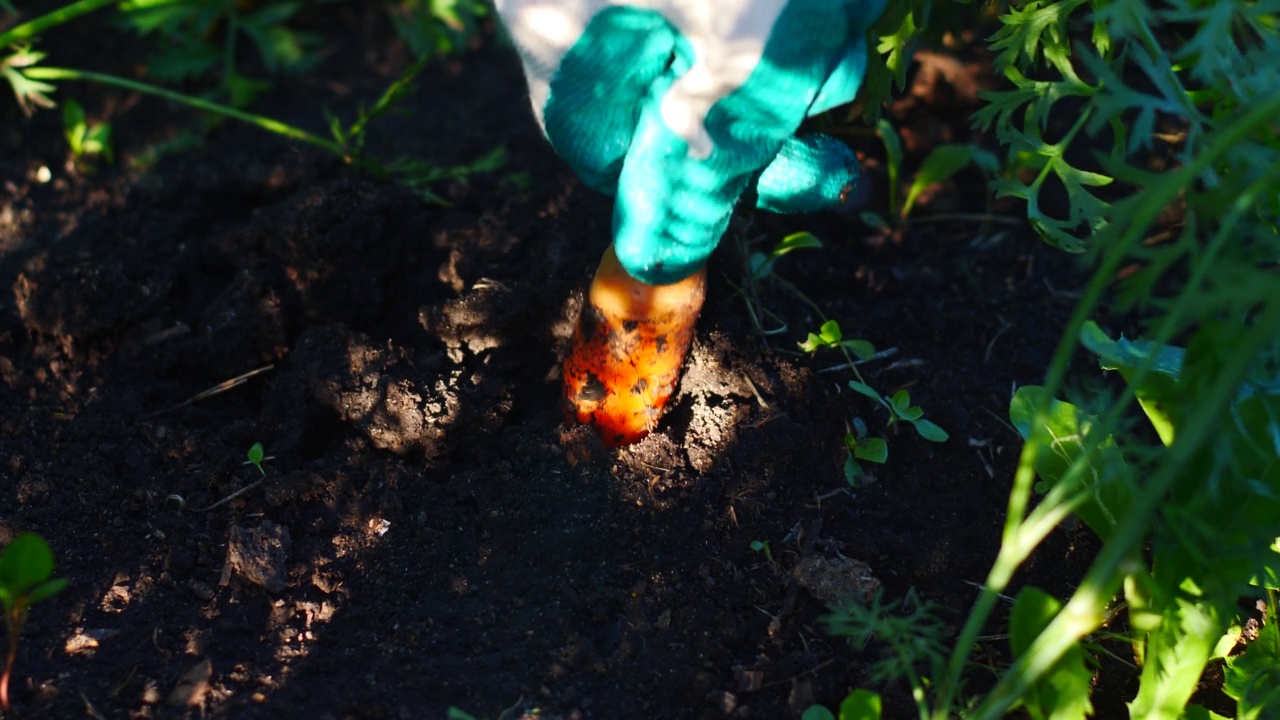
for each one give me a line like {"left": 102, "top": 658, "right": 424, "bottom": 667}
{"left": 0, "top": 7, "right": 1116, "bottom": 719}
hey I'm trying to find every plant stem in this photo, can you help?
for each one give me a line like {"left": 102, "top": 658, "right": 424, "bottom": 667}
{"left": 222, "top": 0, "right": 239, "bottom": 93}
{"left": 24, "top": 66, "right": 349, "bottom": 158}
{"left": 933, "top": 86, "right": 1280, "bottom": 717}
{"left": 1, "top": 613, "right": 17, "bottom": 712}
{"left": 0, "top": 0, "right": 117, "bottom": 47}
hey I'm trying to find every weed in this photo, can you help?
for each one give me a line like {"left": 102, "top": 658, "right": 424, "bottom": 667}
{"left": 842, "top": 417, "right": 887, "bottom": 487}
{"left": 798, "top": 319, "right": 874, "bottom": 361}
{"left": 246, "top": 441, "right": 266, "bottom": 476}
{"left": 813, "top": 1, "right": 1280, "bottom": 717}
{"left": 813, "top": 588, "right": 952, "bottom": 719}
{"left": 732, "top": 227, "right": 949, "bottom": 488}
{"left": 0, "top": 533, "right": 67, "bottom": 712}
{"left": 2, "top": 0, "right": 503, "bottom": 204}
{"left": 61, "top": 97, "right": 113, "bottom": 170}
{"left": 749, "top": 539, "right": 773, "bottom": 563}
{"left": 388, "top": 0, "right": 489, "bottom": 58}
{"left": 117, "top": 0, "right": 322, "bottom": 106}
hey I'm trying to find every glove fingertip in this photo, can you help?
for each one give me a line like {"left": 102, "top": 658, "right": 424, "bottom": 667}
{"left": 755, "top": 133, "right": 861, "bottom": 214}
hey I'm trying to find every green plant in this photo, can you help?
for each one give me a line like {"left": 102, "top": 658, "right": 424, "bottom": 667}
{"left": 795, "top": 317, "right": 947, "bottom": 488}
{"left": 246, "top": 441, "right": 266, "bottom": 476}
{"left": 749, "top": 539, "right": 773, "bottom": 563}
{"left": 61, "top": 97, "right": 113, "bottom": 170}
{"left": 868, "top": 121, "right": 1000, "bottom": 226}
{"left": 809, "top": 0, "right": 1280, "bottom": 717}
{"left": 0, "top": 533, "right": 67, "bottom": 712}
{"left": 117, "top": 0, "right": 322, "bottom": 106}
{"left": 806, "top": 589, "right": 951, "bottom": 720}
{"left": 387, "top": 0, "right": 489, "bottom": 58}
{"left": 1, "top": 0, "right": 502, "bottom": 203}
{"left": 750, "top": 230, "right": 823, "bottom": 282}
{"left": 842, "top": 417, "right": 887, "bottom": 486}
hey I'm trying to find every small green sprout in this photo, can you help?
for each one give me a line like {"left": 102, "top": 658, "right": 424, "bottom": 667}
{"left": 750, "top": 231, "right": 823, "bottom": 281}
{"left": 246, "top": 442, "right": 266, "bottom": 476}
{"left": 900, "top": 143, "right": 999, "bottom": 219}
{"left": 849, "top": 382, "right": 949, "bottom": 443}
{"left": 0, "top": 533, "right": 67, "bottom": 712}
{"left": 843, "top": 417, "right": 888, "bottom": 486}
{"left": 749, "top": 539, "right": 773, "bottom": 563}
{"left": 799, "top": 319, "right": 875, "bottom": 361}
{"left": 62, "top": 98, "right": 113, "bottom": 170}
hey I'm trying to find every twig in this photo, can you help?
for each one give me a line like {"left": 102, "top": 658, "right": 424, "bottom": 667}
{"left": 144, "top": 364, "right": 275, "bottom": 418}
{"left": 191, "top": 479, "right": 264, "bottom": 513}
{"left": 741, "top": 373, "right": 770, "bottom": 409}
{"left": 80, "top": 692, "right": 107, "bottom": 720}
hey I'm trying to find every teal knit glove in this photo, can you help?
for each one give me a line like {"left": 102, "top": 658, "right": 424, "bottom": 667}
{"left": 496, "top": 0, "right": 886, "bottom": 285}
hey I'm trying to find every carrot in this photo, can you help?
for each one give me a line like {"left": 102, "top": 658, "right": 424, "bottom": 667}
{"left": 563, "top": 245, "right": 707, "bottom": 447}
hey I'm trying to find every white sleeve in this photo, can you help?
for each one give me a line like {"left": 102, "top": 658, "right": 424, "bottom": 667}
{"left": 494, "top": 0, "right": 787, "bottom": 153}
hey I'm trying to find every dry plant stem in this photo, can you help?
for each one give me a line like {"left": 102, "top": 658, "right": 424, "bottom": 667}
{"left": 192, "top": 479, "right": 264, "bottom": 512}
{"left": 144, "top": 364, "right": 275, "bottom": 419}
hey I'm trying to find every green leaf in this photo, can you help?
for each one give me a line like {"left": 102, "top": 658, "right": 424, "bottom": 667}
{"left": 877, "top": 118, "right": 904, "bottom": 215}
{"left": 890, "top": 389, "right": 911, "bottom": 411}
{"left": 1224, "top": 622, "right": 1280, "bottom": 720}
{"left": 61, "top": 97, "right": 86, "bottom": 136}
{"left": 854, "top": 438, "right": 888, "bottom": 464}
{"left": 839, "top": 339, "right": 876, "bottom": 361}
{"left": 859, "top": 210, "right": 890, "bottom": 229}
{"left": 145, "top": 42, "right": 220, "bottom": 83}
{"left": 774, "top": 231, "right": 822, "bottom": 255}
{"left": 819, "top": 319, "right": 843, "bottom": 344}
{"left": 799, "top": 333, "right": 824, "bottom": 354}
{"left": 838, "top": 689, "right": 882, "bottom": 720}
{"left": 902, "top": 144, "right": 977, "bottom": 218}
{"left": 848, "top": 380, "right": 886, "bottom": 405}
{"left": 1009, "top": 386, "right": 1132, "bottom": 540}
{"left": 2, "top": 52, "right": 57, "bottom": 115}
{"left": 896, "top": 405, "right": 925, "bottom": 422}
{"left": 1009, "top": 586, "right": 1094, "bottom": 720}
{"left": 26, "top": 577, "right": 68, "bottom": 605}
{"left": 802, "top": 705, "right": 837, "bottom": 720}
{"left": 1181, "top": 705, "right": 1231, "bottom": 720}
{"left": 843, "top": 454, "right": 862, "bottom": 486}
{"left": 248, "top": 442, "right": 265, "bottom": 465}
{"left": 911, "top": 418, "right": 949, "bottom": 443}
{"left": 226, "top": 72, "right": 271, "bottom": 108}
{"left": 0, "top": 533, "right": 56, "bottom": 593}
{"left": 1079, "top": 321, "right": 1183, "bottom": 445}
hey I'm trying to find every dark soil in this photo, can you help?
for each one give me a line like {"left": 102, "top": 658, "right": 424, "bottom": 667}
{"left": 1, "top": 8, "right": 1109, "bottom": 720}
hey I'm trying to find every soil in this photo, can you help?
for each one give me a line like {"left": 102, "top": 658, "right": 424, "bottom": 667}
{"left": 1, "top": 7, "right": 1117, "bottom": 720}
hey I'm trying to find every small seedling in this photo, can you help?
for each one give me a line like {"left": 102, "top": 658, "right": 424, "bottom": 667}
{"left": 843, "top": 417, "right": 888, "bottom": 486}
{"left": 900, "top": 143, "right": 999, "bottom": 219}
{"left": 750, "top": 231, "right": 822, "bottom": 281}
{"left": 749, "top": 539, "right": 773, "bottom": 563}
{"left": 848, "top": 382, "right": 948, "bottom": 442}
{"left": 799, "top": 319, "right": 875, "bottom": 361}
{"left": 246, "top": 441, "right": 266, "bottom": 476}
{"left": 0, "top": 533, "right": 67, "bottom": 712}
{"left": 61, "top": 97, "right": 113, "bottom": 170}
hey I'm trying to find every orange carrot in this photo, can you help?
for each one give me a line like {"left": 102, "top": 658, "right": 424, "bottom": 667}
{"left": 563, "top": 245, "right": 707, "bottom": 446}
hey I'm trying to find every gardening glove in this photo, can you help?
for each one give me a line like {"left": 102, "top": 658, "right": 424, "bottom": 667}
{"left": 495, "top": 0, "right": 887, "bottom": 285}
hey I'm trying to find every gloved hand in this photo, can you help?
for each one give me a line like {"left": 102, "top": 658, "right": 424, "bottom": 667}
{"left": 495, "top": 0, "right": 887, "bottom": 285}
